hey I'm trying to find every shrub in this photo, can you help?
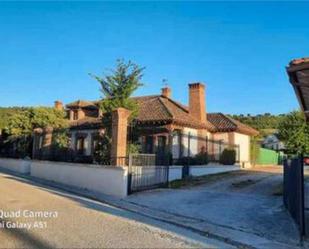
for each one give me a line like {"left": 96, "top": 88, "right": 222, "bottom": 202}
{"left": 175, "top": 156, "right": 196, "bottom": 166}
{"left": 194, "top": 152, "right": 209, "bottom": 165}
{"left": 219, "top": 149, "right": 236, "bottom": 165}
{"left": 175, "top": 152, "right": 208, "bottom": 166}
{"left": 127, "top": 143, "right": 141, "bottom": 155}
{"left": 93, "top": 134, "right": 111, "bottom": 164}
{"left": 156, "top": 151, "right": 173, "bottom": 165}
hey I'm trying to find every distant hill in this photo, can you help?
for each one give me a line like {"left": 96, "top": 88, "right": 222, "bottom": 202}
{"left": 230, "top": 113, "right": 287, "bottom": 138}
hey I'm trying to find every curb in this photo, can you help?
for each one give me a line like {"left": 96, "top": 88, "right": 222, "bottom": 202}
{"left": 0, "top": 167, "right": 300, "bottom": 249}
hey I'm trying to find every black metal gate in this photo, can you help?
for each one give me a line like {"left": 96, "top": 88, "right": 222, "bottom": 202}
{"left": 283, "top": 157, "right": 305, "bottom": 238}
{"left": 127, "top": 154, "right": 169, "bottom": 194}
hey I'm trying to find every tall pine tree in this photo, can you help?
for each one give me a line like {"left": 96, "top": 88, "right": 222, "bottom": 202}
{"left": 90, "top": 59, "right": 144, "bottom": 163}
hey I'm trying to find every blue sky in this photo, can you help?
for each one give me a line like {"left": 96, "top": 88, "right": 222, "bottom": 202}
{"left": 0, "top": 1, "right": 308, "bottom": 115}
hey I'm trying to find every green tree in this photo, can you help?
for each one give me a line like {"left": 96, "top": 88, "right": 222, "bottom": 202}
{"left": 90, "top": 59, "right": 144, "bottom": 163}
{"left": 5, "top": 107, "right": 68, "bottom": 136}
{"left": 0, "top": 107, "right": 25, "bottom": 130}
{"left": 277, "top": 110, "right": 309, "bottom": 155}
{"left": 4, "top": 107, "right": 68, "bottom": 157}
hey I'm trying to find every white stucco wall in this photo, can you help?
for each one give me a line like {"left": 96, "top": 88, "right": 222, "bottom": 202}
{"left": 0, "top": 158, "right": 31, "bottom": 174}
{"left": 172, "top": 134, "right": 180, "bottom": 159}
{"left": 189, "top": 164, "right": 240, "bottom": 176}
{"left": 233, "top": 132, "right": 250, "bottom": 163}
{"left": 182, "top": 128, "right": 198, "bottom": 156}
{"left": 211, "top": 132, "right": 230, "bottom": 160}
{"left": 168, "top": 164, "right": 242, "bottom": 180}
{"left": 168, "top": 166, "right": 183, "bottom": 181}
{"left": 212, "top": 132, "right": 229, "bottom": 143}
{"left": 31, "top": 161, "right": 128, "bottom": 197}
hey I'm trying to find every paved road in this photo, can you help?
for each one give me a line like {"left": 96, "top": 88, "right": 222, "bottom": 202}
{"left": 0, "top": 172, "right": 227, "bottom": 249}
{"left": 127, "top": 166, "right": 302, "bottom": 248}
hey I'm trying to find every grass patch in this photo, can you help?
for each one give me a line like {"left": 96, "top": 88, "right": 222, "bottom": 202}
{"left": 169, "top": 170, "right": 244, "bottom": 189}
{"left": 272, "top": 183, "right": 283, "bottom": 196}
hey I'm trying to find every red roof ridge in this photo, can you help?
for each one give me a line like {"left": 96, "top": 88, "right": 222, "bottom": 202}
{"left": 66, "top": 99, "right": 97, "bottom": 107}
{"left": 207, "top": 112, "right": 258, "bottom": 136}
{"left": 160, "top": 95, "right": 189, "bottom": 113}
{"left": 132, "top": 95, "right": 160, "bottom": 100}
{"left": 222, "top": 113, "right": 240, "bottom": 128}
{"left": 158, "top": 97, "right": 174, "bottom": 119}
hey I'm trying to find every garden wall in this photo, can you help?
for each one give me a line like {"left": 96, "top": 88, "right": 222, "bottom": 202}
{"left": 168, "top": 164, "right": 241, "bottom": 179}
{"left": 189, "top": 164, "right": 241, "bottom": 176}
{"left": 31, "top": 161, "right": 128, "bottom": 197}
{"left": 168, "top": 166, "right": 183, "bottom": 181}
{"left": 0, "top": 158, "right": 31, "bottom": 174}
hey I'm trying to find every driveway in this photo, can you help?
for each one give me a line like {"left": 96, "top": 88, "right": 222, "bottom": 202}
{"left": 126, "top": 166, "right": 302, "bottom": 248}
{"left": 0, "top": 171, "right": 229, "bottom": 249}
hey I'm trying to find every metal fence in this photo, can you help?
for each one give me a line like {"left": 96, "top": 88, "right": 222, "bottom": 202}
{"left": 127, "top": 153, "right": 169, "bottom": 194}
{"left": 33, "top": 147, "right": 77, "bottom": 162}
{"left": 283, "top": 157, "right": 305, "bottom": 238}
{"left": 129, "top": 153, "right": 156, "bottom": 166}
{"left": 171, "top": 133, "right": 240, "bottom": 165}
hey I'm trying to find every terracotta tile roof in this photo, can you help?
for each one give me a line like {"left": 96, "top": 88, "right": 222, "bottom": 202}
{"left": 69, "top": 117, "right": 102, "bottom": 130}
{"left": 66, "top": 100, "right": 97, "bottom": 109}
{"left": 67, "top": 96, "right": 257, "bottom": 135}
{"left": 287, "top": 58, "right": 309, "bottom": 121}
{"left": 207, "top": 113, "right": 259, "bottom": 136}
{"left": 134, "top": 95, "right": 214, "bottom": 130}
{"left": 134, "top": 96, "right": 172, "bottom": 122}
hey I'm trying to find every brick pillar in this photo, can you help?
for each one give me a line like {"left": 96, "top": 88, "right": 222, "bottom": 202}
{"left": 54, "top": 100, "right": 63, "bottom": 111}
{"left": 32, "top": 128, "right": 43, "bottom": 159}
{"left": 111, "top": 108, "right": 131, "bottom": 166}
{"left": 42, "top": 127, "right": 53, "bottom": 159}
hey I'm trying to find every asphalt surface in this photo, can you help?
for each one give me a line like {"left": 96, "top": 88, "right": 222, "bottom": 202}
{"left": 0, "top": 172, "right": 227, "bottom": 249}
{"left": 127, "top": 166, "right": 302, "bottom": 248}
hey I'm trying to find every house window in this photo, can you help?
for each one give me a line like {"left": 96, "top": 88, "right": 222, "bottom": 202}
{"left": 157, "top": 136, "right": 167, "bottom": 155}
{"left": 73, "top": 110, "right": 78, "bottom": 120}
{"left": 76, "top": 137, "right": 85, "bottom": 155}
{"left": 91, "top": 133, "right": 100, "bottom": 155}
{"left": 145, "top": 136, "right": 154, "bottom": 153}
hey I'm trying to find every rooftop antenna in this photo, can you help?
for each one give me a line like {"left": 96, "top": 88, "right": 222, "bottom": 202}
{"left": 162, "top": 78, "right": 169, "bottom": 88}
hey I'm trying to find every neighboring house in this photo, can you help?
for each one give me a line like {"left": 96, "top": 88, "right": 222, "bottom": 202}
{"left": 50, "top": 83, "right": 258, "bottom": 164}
{"left": 262, "top": 134, "right": 285, "bottom": 151}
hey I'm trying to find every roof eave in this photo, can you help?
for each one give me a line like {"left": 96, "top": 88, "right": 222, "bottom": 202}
{"left": 287, "top": 61, "right": 309, "bottom": 120}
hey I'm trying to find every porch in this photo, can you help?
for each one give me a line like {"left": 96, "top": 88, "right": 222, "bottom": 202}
{"left": 135, "top": 125, "right": 240, "bottom": 165}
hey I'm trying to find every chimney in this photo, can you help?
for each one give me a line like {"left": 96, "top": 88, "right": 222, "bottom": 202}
{"left": 189, "top": 83, "right": 206, "bottom": 124}
{"left": 54, "top": 100, "right": 63, "bottom": 111}
{"left": 161, "top": 87, "right": 171, "bottom": 98}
